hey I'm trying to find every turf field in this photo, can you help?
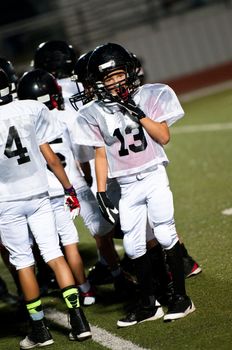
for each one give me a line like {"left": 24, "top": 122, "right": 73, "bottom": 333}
{"left": 0, "top": 87, "right": 232, "bottom": 349}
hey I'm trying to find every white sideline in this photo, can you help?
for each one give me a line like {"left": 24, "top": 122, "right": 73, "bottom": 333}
{"left": 172, "top": 122, "right": 232, "bottom": 134}
{"left": 45, "top": 308, "right": 150, "bottom": 350}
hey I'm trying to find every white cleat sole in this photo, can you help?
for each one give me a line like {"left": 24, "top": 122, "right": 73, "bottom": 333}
{"left": 117, "top": 307, "right": 164, "bottom": 328}
{"left": 163, "top": 302, "right": 196, "bottom": 322}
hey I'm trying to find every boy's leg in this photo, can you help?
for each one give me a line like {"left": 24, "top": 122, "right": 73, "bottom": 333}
{"left": 147, "top": 167, "right": 196, "bottom": 321}
{"left": 64, "top": 243, "right": 96, "bottom": 306}
{"left": 164, "top": 241, "right": 196, "bottom": 321}
{"left": 18, "top": 266, "right": 54, "bottom": 349}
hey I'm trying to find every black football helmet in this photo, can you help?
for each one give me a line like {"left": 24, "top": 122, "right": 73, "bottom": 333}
{"left": 87, "top": 43, "right": 136, "bottom": 102}
{"left": 17, "top": 69, "right": 64, "bottom": 110}
{"left": 69, "top": 50, "right": 94, "bottom": 110}
{"left": 0, "top": 68, "right": 13, "bottom": 105}
{"left": 130, "top": 53, "right": 145, "bottom": 86}
{"left": 33, "top": 40, "right": 77, "bottom": 79}
{"left": 0, "top": 57, "right": 18, "bottom": 97}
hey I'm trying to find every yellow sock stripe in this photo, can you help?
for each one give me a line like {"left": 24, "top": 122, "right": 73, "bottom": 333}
{"left": 26, "top": 299, "right": 42, "bottom": 314}
{"left": 62, "top": 287, "right": 78, "bottom": 299}
{"left": 62, "top": 287, "right": 80, "bottom": 308}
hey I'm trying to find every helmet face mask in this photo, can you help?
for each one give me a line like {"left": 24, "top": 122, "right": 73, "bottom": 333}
{"left": 17, "top": 69, "right": 64, "bottom": 110}
{"left": 87, "top": 43, "right": 137, "bottom": 103}
{"left": 69, "top": 51, "right": 94, "bottom": 110}
{"left": 33, "top": 40, "right": 77, "bottom": 79}
{"left": 102, "top": 69, "right": 128, "bottom": 100}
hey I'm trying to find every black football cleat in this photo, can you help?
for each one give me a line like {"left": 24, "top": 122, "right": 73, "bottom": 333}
{"left": 19, "top": 319, "right": 54, "bottom": 349}
{"left": 69, "top": 307, "right": 92, "bottom": 341}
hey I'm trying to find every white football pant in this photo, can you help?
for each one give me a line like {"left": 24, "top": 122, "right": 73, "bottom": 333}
{"left": 0, "top": 194, "right": 62, "bottom": 270}
{"left": 118, "top": 164, "right": 178, "bottom": 259}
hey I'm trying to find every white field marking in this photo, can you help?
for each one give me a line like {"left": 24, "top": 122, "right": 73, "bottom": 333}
{"left": 179, "top": 80, "right": 232, "bottom": 103}
{"left": 221, "top": 208, "right": 232, "bottom": 216}
{"left": 172, "top": 122, "right": 232, "bottom": 134}
{"left": 45, "top": 308, "right": 150, "bottom": 350}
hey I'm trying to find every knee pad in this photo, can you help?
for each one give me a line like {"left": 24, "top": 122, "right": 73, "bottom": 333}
{"left": 153, "top": 220, "right": 178, "bottom": 250}
{"left": 123, "top": 233, "right": 147, "bottom": 259}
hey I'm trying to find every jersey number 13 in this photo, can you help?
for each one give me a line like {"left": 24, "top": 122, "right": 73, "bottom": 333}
{"left": 113, "top": 125, "right": 147, "bottom": 157}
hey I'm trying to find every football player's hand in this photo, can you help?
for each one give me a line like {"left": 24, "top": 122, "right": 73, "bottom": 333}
{"left": 123, "top": 97, "right": 146, "bottom": 120}
{"left": 64, "top": 186, "right": 80, "bottom": 220}
{"left": 96, "top": 192, "right": 119, "bottom": 225}
{"left": 114, "top": 96, "right": 146, "bottom": 121}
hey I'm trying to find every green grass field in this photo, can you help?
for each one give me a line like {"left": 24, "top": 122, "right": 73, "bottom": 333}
{"left": 1, "top": 87, "right": 232, "bottom": 350}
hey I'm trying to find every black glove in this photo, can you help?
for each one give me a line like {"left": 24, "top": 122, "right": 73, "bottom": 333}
{"left": 114, "top": 96, "right": 146, "bottom": 121}
{"left": 124, "top": 97, "right": 146, "bottom": 120}
{"left": 96, "top": 192, "right": 119, "bottom": 225}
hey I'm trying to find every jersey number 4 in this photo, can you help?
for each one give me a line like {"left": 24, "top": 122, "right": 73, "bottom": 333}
{"left": 4, "top": 126, "right": 30, "bottom": 164}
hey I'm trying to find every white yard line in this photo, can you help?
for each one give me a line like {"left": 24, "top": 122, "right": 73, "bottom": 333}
{"left": 221, "top": 208, "right": 232, "bottom": 216}
{"left": 45, "top": 308, "right": 150, "bottom": 350}
{"left": 172, "top": 122, "right": 232, "bottom": 134}
{"left": 179, "top": 80, "right": 232, "bottom": 102}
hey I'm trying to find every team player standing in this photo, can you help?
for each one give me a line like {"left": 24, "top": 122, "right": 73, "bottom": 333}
{"left": 71, "top": 43, "right": 196, "bottom": 326}
{"left": 31, "top": 40, "right": 137, "bottom": 297}
{"left": 0, "top": 68, "right": 91, "bottom": 348}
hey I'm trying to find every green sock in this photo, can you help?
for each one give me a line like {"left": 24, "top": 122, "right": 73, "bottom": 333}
{"left": 62, "top": 286, "right": 80, "bottom": 308}
{"left": 26, "top": 297, "right": 44, "bottom": 321}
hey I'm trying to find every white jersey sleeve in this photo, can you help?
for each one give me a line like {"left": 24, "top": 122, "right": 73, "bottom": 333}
{"left": 134, "top": 84, "right": 184, "bottom": 126}
{"left": 33, "top": 102, "right": 62, "bottom": 145}
{"left": 62, "top": 104, "right": 95, "bottom": 163}
{"left": 0, "top": 100, "right": 61, "bottom": 201}
{"left": 71, "top": 101, "right": 106, "bottom": 148}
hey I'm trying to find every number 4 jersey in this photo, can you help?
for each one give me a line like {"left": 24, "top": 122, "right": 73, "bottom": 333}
{"left": 0, "top": 99, "right": 61, "bottom": 201}
{"left": 72, "top": 83, "right": 184, "bottom": 178}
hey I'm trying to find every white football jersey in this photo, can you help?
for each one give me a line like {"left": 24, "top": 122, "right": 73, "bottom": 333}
{"left": 58, "top": 77, "right": 83, "bottom": 111}
{"left": 0, "top": 99, "right": 61, "bottom": 201}
{"left": 57, "top": 78, "right": 95, "bottom": 163}
{"left": 62, "top": 104, "right": 95, "bottom": 163}
{"left": 73, "top": 84, "right": 184, "bottom": 178}
{"left": 46, "top": 108, "right": 86, "bottom": 197}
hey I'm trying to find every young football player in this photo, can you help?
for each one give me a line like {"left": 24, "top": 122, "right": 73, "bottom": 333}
{"left": 32, "top": 43, "right": 137, "bottom": 297}
{"left": 0, "top": 69, "right": 91, "bottom": 348}
{"left": 72, "top": 43, "right": 196, "bottom": 326}
{"left": 70, "top": 49, "right": 199, "bottom": 304}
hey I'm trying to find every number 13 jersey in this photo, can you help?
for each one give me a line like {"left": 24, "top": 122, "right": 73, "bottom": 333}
{"left": 0, "top": 99, "right": 61, "bottom": 201}
{"left": 72, "top": 83, "right": 184, "bottom": 178}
